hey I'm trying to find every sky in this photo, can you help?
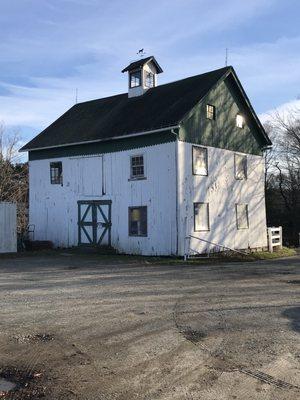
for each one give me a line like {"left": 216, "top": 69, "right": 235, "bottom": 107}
{"left": 0, "top": 0, "right": 300, "bottom": 145}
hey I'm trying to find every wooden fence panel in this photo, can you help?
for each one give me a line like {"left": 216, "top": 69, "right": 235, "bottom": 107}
{"left": 0, "top": 202, "right": 17, "bottom": 253}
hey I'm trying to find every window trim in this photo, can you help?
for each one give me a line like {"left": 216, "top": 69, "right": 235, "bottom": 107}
{"left": 206, "top": 104, "right": 216, "bottom": 120}
{"left": 194, "top": 202, "right": 210, "bottom": 232}
{"left": 235, "top": 203, "right": 249, "bottom": 230}
{"left": 50, "top": 161, "right": 63, "bottom": 185}
{"left": 236, "top": 113, "right": 244, "bottom": 129}
{"left": 234, "top": 153, "right": 247, "bottom": 180}
{"left": 192, "top": 146, "right": 208, "bottom": 176}
{"left": 128, "top": 206, "right": 148, "bottom": 237}
{"left": 130, "top": 154, "right": 145, "bottom": 180}
{"left": 129, "top": 70, "right": 142, "bottom": 88}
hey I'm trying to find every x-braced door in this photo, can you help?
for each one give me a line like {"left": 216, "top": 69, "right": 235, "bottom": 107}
{"left": 78, "top": 200, "right": 112, "bottom": 246}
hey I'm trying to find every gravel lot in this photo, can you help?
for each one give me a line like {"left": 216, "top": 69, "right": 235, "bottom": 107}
{"left": 0, "top": 252, "right": 299, "bottom": 399}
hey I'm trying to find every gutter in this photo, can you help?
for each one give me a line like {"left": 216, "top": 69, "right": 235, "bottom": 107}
{"left": 20, "top": 125, "right": 180, "bottom": 152}
{"left": 172, "top": 128, "right": 180, "bottom": 256}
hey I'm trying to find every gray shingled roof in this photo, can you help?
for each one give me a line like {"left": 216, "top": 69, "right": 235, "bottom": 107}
{"left": 21, "top": 66, "right": 271, "bottom": 151}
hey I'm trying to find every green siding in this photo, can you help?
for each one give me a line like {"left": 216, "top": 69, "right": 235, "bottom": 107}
{"left": 29, "top": 131, "right": 176, "bottom": 161}
{"left": 179, "top": 75, "right": 263, "bottom": 155}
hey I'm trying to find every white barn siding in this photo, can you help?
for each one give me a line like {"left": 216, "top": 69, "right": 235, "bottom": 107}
{"left": 177, "top": 141, "right": 268, "bottom": 255}
{"left": 29, "top": 142, "right": 177, "bottom": 255}
{"left": 0, "top": 202, "right": 17, "bottom": 253}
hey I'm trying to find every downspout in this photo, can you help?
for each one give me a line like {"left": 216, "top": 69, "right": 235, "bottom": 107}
{"left": 171, "top": 128, "right": 180, "bottom": 256}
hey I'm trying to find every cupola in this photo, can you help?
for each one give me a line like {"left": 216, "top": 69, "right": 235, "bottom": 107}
{"left": 122, "top": 56, "right": 163, "bottom": 98}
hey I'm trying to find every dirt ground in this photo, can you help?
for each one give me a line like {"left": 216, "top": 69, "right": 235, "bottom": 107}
{"left": 0, "top": 251, "right": 299, "bottom": 399}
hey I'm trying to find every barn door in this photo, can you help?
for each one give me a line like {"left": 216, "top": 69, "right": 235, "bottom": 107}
{"left": 78, "top": 200, "right": 111, "bottom": 246}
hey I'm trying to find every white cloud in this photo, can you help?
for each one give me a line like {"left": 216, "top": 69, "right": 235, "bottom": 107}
{"left": 259, "top": 99, "right": 300, "bottom": 124}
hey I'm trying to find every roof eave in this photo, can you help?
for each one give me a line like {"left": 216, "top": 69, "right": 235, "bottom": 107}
{"left": 19, "top": 124, "right": 180, "bottom": 153}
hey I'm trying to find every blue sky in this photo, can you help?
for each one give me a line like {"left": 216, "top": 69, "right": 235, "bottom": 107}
{"left": 0, "top": 0, "right": 300, "bottom": 144}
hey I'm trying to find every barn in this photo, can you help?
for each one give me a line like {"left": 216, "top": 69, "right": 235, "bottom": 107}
{"left": 21, "top": 56, "right": 272, "bottom": 256}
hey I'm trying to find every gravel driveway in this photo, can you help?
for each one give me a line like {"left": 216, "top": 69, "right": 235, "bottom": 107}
{"left": 0, "top": 252, "right": 299, "bottom": 399}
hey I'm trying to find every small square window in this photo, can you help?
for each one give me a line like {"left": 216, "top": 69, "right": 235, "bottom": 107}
{"left": 129, "top": 206, "right": 147, "bottom": 236}
{"left": 130, "top": 70, "right": 141, "bottom": 88}
{"left": 50, "top": 162, "right": 63, "bottom": 185}
{"left": 234, "top": 153, "right": 247, "bottom": 180}
{"left": 194, "top": 203, "right": 210, "bottom": 231}
{"left": 145, "top": 71, "right": 154, "bottom": 88}
{"left": 193, "top": 146, "right": 208, "bottom": 176}
{"left": 236, "top": 114, "right": 244, "bottom": 128}
{"left": 206, "top": 104, "right": 216, "bottom": 120}
{"left": 130, "top": 155, "right": 145, "bottom": 179}
{"left": 236, "top": 204, "right": 249, "bottom": 229}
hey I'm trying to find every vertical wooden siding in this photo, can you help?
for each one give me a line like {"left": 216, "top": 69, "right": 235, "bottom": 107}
{"left": 29, "top": 142, "right": 177, "bottom": 255}
{"left": 177, "top": 141, "right": 268, "bottom": 255}
{"left": 179, "top": 76, "right": 264, "bottom": 155}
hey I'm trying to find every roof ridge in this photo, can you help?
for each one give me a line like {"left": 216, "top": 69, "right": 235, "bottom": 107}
{"left": 153, "top": 66, "right": 232, "bottom": 90}
{"left": 76, "top": 66, "right": 232, "bottom": 106}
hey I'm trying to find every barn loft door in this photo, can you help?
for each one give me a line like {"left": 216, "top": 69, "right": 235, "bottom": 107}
{"left": 78, "top": 200, "right": 112, "bottom": 246}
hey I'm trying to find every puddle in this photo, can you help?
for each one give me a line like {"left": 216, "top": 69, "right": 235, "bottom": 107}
{"left": 0, "top": 367, "right": 45, "bottom": 399}
{"left": 0, "top": 377, "right": 16, "bottom": 392}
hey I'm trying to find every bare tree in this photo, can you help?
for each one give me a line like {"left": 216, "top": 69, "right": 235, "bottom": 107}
{"left": 0, "top": 122, "right": 28, "bottom": 234}
{"left": 264, "top": 108, "right": 300, "bottom": 245}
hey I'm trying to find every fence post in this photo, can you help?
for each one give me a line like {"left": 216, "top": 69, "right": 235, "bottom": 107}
{"left": 267, "top": 226, "right": 282, "bottom": 252}
{"left": 278, "top": 226, "right": 282, "bottom": 250}
{"left": 267, "top": 227, "right": 273, "bottom": 252}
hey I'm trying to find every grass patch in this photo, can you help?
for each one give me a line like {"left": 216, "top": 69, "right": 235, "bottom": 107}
{"left": 147, "top": 247, "right": 297, "bottom": 265}
{"left": 248, "top": 246, "right": 297, "bottom": 260}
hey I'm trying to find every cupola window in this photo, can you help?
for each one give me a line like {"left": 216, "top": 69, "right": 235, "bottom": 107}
{"left": 130, "top": 70, "right": 142, "bottom": 88}
{"left": 145, "top": 71, "right": 154, "bottom": 88}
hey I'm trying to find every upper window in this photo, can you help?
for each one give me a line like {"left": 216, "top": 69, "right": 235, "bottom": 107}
{"left": 130, "top": 70, "right": 142, "bottom": 88}
{"left": 206, "top": 104, "right": 216, "bottom": 120}
{"left": 145, "top": 71, "right": 154, "bottom": 88}
{"left": 129, "top": 206, "right": 147, "bottom": 236}
{"left": 236, "top": 204, "right": 249, "bottom": 229}
{"left": 130, "top": 155, "right": 144, "bottom": 179}
{"left": 50, "top": 162, "right": 63, "bottom": 185}
{"left": 194, "top": 203, "right": 210, "bottom": 231}
{"left": 193, "top": 146, "right": 208, "bottom": 176}
{"left": 236, "top": 114, "right": 244, "bottom": 128}
{"left": 234, "top": 153, "right": 247, "bottom": 180}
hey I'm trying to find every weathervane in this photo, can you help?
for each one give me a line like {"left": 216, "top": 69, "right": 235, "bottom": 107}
{"left": 137, "top": 48, "right": 146, "bottom": 58}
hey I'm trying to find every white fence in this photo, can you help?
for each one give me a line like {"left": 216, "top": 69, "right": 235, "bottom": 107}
{"left": 267, "top": 226, "right": 282, "bottom": 253}
{"left": 0, "top": 202, "right": 17, "bottom": 253}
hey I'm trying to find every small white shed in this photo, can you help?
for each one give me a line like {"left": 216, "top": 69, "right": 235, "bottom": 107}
{"left": 0, "top": 202, "right": 17, "bottom": 253}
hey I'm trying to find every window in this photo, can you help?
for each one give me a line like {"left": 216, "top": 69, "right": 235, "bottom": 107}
{"left": 234, "top": 153, "right": 247, "bottom": 180}
{"left": 192, "top": 146, "right": 208, "bottom": 176}
{"left": 129, "top": 206, "right": 147, "bottom": 236}
{"left": 130, "top": 70, "right": 141, "bottom": 88}
{"left": 236, "top": 114, "right": 244, "bottom": 128}
{"left": 50, "top": 162, "right": 63, "bottom": 185}
{"left": 206, "top": 104, "right": 216, "bottom": 120}
{"left": 236, "top": 204, "right": 249, "bottom": 229}
{"left": 194, "top": 203, "right": 210, "bottom": 231}
{"left": 145, "top": 71, "right": 154, "bottom": 88}
{"left": 130, "top": 155, "right": 144, "bottom": 179}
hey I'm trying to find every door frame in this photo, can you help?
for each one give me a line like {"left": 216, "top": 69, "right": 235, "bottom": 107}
{"left": 77, "top": 200, "right": 112, "bottom": 246}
